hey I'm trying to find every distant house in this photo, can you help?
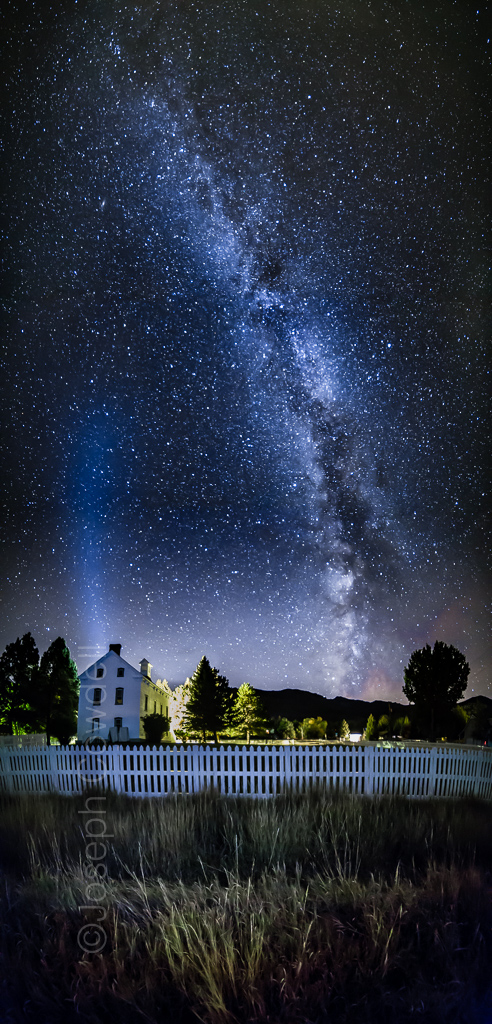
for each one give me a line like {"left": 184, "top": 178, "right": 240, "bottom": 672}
{"left": 77, "top": 643, "right": 173, "bottom": 743}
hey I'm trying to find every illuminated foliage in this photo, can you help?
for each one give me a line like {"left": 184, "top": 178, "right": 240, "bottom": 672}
{"left": 230, "top": 683, "right": 266, "bottom": 744}
{"left": 183, "top": 656, "right": 230, "bottom": 744}
{"left": 0, "top": 633, "right": 39, "bottom": 735}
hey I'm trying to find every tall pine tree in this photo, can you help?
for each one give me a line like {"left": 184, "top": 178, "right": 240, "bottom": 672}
{"left": 183, "top": 656, "right": 230, "bottom": 743}
{"left": 230, "top": 683, "right": 266, "bottom": 744}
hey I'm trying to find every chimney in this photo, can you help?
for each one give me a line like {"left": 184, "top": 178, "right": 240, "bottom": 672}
{"left": 140, "top": 659, "right": 152, "bottom": 680}
{"left": 109, "top": 644, "right": 122, "bottom": 656}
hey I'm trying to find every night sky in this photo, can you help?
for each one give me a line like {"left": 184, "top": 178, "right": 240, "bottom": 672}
{"left": 2, "top": 0, "right": 490, "bottom": 699}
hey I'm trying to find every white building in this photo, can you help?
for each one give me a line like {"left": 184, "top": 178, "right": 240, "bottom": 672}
{"left": 77, "top": 643, "right": 173, "bottom": 743}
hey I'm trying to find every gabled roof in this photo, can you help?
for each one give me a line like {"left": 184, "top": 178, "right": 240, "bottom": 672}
{"left": 78, "top": 648, "right": 141, "bottom": 679}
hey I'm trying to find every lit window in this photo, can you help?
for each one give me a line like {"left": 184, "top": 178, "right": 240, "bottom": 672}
{"left": 93, "top": 688, "right": 102, "bottom": 706}
{"left": 115, "top": 687, "right": 124, "bottom": 705}
{"left": 117, "top": 667, "right": 124, "bottom": 677}
{"left": 96, "top": 668, "right": 104, "bottom": 678}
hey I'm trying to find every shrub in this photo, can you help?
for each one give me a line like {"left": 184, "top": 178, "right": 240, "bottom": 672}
{"left": 302, "top": 716, "right": 328, "bottom": 739}
{"left": 141, "top": 712, "right": 171, "bottom": 745}
{"left": 274, "top": 717, "right": 296, "bottom": 740}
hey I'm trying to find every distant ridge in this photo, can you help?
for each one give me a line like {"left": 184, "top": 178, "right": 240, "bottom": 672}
{"left": 244, "top": 688, "right": 492, "bottom": 733}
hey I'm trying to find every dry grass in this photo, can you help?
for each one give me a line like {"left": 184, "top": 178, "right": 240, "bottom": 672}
{"left": 0, "top": 789, "right": 491, "bottom": 1022}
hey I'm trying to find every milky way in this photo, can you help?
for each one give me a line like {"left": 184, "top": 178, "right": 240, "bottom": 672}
{"left": 2, "top": 1, "right": 490, "bottom": 697}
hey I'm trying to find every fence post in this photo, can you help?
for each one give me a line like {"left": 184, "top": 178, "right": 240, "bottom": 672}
{"left": 427, "top": 746, "right": 438, "bottom": 797}
{"left": 50, "top": 744, "right": 61, "bottom": 793}
{"left": 364, "top": 743, "right": 375, "bottom": 796}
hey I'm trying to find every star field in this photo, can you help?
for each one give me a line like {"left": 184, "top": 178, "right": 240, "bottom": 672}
{"left": 1, "top": 0, "right": 490, "bottom": 698}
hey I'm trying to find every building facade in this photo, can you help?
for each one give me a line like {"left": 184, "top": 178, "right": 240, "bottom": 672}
{"left": 77, "top": 643, "right": 173, "bottom": 743}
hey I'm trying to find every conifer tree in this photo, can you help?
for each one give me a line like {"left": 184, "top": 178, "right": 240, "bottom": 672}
{"left": 31, "top": 637, "right": 79, "bottom": 745}
{"left": 363, "top": 713, "right": 377, "bottom": 740}
{"left": 183, "top": 656, "right": 230, "bottom": 743}
{"left": 377, "top": 713, "right": 391, "bottom": 738}
{"left": 230, "top": 683, "right": 266, "bottom": 744}
{"left": 339, "top": 719, "right": 350, "bottom": 742}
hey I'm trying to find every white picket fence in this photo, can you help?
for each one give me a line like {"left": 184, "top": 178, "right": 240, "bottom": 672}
{"left": 0, "top": 742, "right": 491, "bottom": 800}
{"left": 0, "top": 734, "right": 47, "bottom": 748}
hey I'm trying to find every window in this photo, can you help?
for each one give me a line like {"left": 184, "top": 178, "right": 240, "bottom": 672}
{"left": 160, "top": 704, "right": 163, "bottom": 715}
{"left": 93, "top": 688, "right": 102, "bottom": 706}
{"left": 92, "top": 718, "right": 100, "bottom": 732}
{"left": 117, "top": 667, "right": 124, "bottom": 677}
{"left": 144, "top": 695, "right": 148, "bottom": 711}
{"left": 96, "top": 668, "right": 104, "bottom": 678}
{"left": 115, "top": 687, "right": 124, "bottom": 705}
{"left": 154, "top": 701, "right": 157, "bottom": 713}
{"left": 114, "top": 717, "right": 123, "bottom": 729}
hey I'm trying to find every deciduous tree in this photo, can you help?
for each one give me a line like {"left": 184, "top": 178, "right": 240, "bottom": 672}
{"left": 302, "top": 716, "right": 327, "bottom": 739}
{"left": 0, "top": 633, "right": 39, "bottom": 734}
{"left": 168, "top": 678, "right": 192, "bottom": 740}
{"left": 464, "top": 700, "right": 492, "bottom": 743}
{"left": 274, "top": 717, "right": 296, "bottom": 740}
{"left": 403, "top": 641, "right": 469, "bottom": 740}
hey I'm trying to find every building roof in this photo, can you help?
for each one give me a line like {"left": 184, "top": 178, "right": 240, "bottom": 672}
{"left": 78, "top": 646, "right": 147, "bottom": 679}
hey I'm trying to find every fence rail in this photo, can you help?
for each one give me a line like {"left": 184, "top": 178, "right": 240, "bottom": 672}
{"left": 0, "top": 743, "right": 491, "bottom": 800}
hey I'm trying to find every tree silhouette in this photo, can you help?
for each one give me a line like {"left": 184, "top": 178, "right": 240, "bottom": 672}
{"left": 141, "top": 712, "right": 171, "bottom": 745}
{"left": 403, "top": 641, "right": 469, "bottom": 740}
{"left": 0, "top": 633, "right": 39, "bottom": 734}
{"left": 31, "top": 637, "right": 79, "bottom": 745}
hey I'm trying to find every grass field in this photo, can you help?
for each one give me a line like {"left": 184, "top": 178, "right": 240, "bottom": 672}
{"left": 0, "top": 788, "right": 491, "bottom": 1023}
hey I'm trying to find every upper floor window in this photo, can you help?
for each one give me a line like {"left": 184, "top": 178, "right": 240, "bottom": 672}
{"left": 154, "top": 700, "right": 157, "bottom": 713}
{"left": 144, "top": 694, "right": 148, "bottom": 711}
{"left": 117, "top": 667, "right": 124, "bottom": 677}
{"left": 93, "top": 688, "right": 102, "bottom": 706}
{"left": 115, "top": 687, "right": 124, "bottom": 705}
{"left": 96, "top": 668, "right": 104, "bottom": 678}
